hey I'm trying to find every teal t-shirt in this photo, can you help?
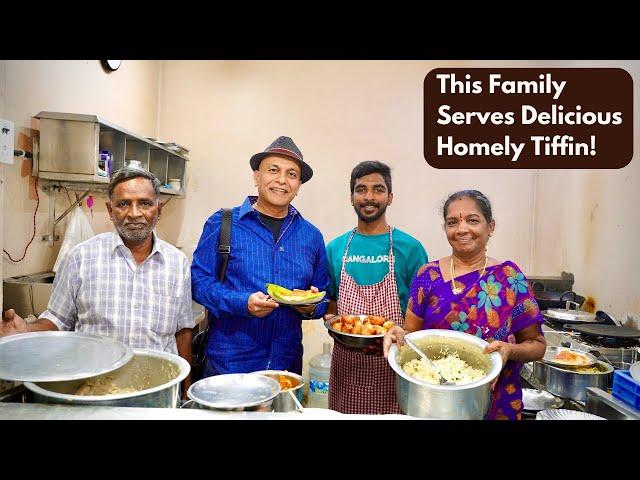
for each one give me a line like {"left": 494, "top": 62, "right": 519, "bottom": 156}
{"left": 326, "top": 228, "right": 428, "bottom": 315}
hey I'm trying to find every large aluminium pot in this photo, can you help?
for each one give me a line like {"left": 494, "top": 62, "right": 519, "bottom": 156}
{"left": 24, "top": 348, "right": 190, "bottom": 408}
{"left": 532, "top": 360, "right": 613, "bottom": 402}
{"left": 387, "top": 330, "right": 502, "bottom": 419}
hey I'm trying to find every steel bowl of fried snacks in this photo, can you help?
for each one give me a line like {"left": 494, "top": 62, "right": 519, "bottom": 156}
{"left": 324, "top": 314, "right": 396, "bottom": 349}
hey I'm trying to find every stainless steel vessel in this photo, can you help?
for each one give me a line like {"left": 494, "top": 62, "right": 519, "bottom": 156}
{"left": 387, "top": 330, "right": 502, "bottom": 419}
{"left": 24, "top": 349, "right": 190, "bottom": 408}
{"left": 187, "top": 373, "right": 280, "bottom": 411}
{"left": 532, "top": 360, "right": 613, "bottom": 402}
{"left": 252, "top": 370, "right": 304, "bottom": 412}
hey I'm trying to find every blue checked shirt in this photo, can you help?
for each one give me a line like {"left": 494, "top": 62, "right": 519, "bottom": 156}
{"left": 40, "top": 231, "right": 195, "bottom": 354}
{"left": 191, "top": 196, "right": 330, "bottom": 375}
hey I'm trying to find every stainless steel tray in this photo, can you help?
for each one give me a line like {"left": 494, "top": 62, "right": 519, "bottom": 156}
{"left": 0, "top": 331, "right": 133, "bottom": 382}
{"left": 542, "top": 346, "right": 598, "bottom": 368}
{"left": 536, "top": 409, "right": 605, "bottom": 420}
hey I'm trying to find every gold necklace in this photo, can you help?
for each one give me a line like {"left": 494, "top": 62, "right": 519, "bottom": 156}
{"left": 450, "top": 256, "right": 488, "bottom": 295}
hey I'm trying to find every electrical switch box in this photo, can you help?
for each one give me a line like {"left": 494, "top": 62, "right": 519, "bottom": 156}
{"left": 0, "top": 119, "right": 14, "bottom": 164}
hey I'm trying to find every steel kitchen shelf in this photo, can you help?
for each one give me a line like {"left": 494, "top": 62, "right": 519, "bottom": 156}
{"left": 31, "top": 112, "right": 188, "bottom": 246}
{"left": 33, "top": 111, "right": 188, "bottom": 195}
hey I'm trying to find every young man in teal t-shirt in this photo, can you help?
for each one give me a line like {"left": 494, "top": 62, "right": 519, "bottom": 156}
{"left": 324, "top": 161, "right": 428, "bottom": 414}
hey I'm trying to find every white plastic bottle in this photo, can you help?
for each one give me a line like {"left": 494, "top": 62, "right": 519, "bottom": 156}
{"left": 307, "top": 342, "right": 332, "bottom": 408}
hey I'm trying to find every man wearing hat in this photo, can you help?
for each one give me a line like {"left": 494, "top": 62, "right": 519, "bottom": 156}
{"left": 191, "top": 136, "right": 330, "bottom": 376}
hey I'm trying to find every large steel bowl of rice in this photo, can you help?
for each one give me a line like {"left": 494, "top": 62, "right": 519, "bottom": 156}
{"left": 387, "top": 329, "right": 502, "bottom": 419}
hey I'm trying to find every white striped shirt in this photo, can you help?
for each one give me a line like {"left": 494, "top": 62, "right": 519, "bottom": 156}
{"left": 40, "top": 231, "right": 195, "bottom": 354}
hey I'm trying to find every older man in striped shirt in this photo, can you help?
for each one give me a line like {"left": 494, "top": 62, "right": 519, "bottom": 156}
{"left": 2, "top": 167, "right": 195, "bottom": 395}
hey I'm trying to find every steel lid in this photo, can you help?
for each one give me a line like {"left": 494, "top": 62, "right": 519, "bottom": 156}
{"left": 543, "top": 308, "right": 596, "bottom": 322}
{"left": 0, "top": 331, "right": 133, "bottom": 382}
{"left": 187, "top": 373, "right": 280, "bottom": 409}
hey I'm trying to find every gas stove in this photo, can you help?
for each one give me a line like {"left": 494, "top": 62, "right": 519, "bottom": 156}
{"left": 542, "top": 320, "right": 640, "bottom": 369}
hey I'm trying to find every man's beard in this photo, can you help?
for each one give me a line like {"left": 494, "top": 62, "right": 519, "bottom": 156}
{"left": 353, "top": 202, "right": 388, "bottom": 224}
{"left": 115, "top": 217, "right": 158, "bottom": 244}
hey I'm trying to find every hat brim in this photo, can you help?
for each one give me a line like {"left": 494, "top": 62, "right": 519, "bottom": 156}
{"left": 250, "top": 152, "right": 313, "bottom": 183}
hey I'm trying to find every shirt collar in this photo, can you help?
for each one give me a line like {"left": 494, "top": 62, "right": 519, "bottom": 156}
{"left": 110, "top": 230, "right": 164, "bottom": 261}
{"left": 239, "top": 196, "right": 300, "bottom": 220}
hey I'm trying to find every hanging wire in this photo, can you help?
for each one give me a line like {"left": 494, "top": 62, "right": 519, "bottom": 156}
{"left": 3, "top": 177, "right": 40, "bottom": 263}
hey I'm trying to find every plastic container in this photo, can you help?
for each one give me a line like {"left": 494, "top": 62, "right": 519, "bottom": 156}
{"left": 612, "top": 370, "right": 640, "bottom": 409}
{"left": 168, "top": 178, "right": 181, "bottom": 191}
{"left": 99, "top": 150, "right": 111, "bottom": 177}
{"left": 307, "top": 342, "right": 332, "bottom": 408}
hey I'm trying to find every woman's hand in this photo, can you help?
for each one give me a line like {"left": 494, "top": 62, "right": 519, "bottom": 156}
{"left": 483, "top": 340, "right": 512, "bottom": 390}
{"left": 382, "top": 325, "right": 407, "bottom": 358}
{"left": 484, "top": 340, "right": 512, "bottom": 368}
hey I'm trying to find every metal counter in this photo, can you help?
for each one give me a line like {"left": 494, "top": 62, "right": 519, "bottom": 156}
{"left": 0, "top": 403, "right": 417, "bottom": 420}
{"left": 585, "top": 387, "right": 640, "bottom": 420}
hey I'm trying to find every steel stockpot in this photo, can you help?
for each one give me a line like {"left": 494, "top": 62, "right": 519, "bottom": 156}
{"left": 532, "top": 360, "right": 613, "bottom": 402}
{"left": 24, "top": 348, "right": 190, "bottom": 408}
{"left": 387, "top": 329, "right": 502, "bottom": 419}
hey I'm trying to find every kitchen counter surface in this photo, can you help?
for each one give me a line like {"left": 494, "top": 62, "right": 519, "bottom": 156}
{"left": 0, "top": 402, "right": 420, "bottom": 420}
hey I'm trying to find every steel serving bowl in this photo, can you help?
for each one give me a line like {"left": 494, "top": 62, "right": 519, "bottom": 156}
{"left": 532, "top": 360, "right": 613, "bottom": 402}
{"left": 252, "top": 370, "right": 304, "bottom": 413}
{"left": 187, "top": 373, "right": 280, "bottom": 411}
{"left": 324, "top": 315, "right": 388, "bottom": 349}
{"left": 24, "top": 348, "right": 190, "bottom": 408}
{"left": 387, "top": 329, "right": 502, "bottom": 419}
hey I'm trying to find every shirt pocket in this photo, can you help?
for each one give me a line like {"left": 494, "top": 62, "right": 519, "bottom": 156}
{"left": 147, "top": 292, "right": 181, "bottom": 335}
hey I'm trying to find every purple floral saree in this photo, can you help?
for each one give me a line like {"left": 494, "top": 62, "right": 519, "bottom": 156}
{"left": 408, "top": 260, "right": 544, "bottom": 420}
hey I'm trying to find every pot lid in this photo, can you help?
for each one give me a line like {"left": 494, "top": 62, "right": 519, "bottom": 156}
{"left": 187, "top": 373, "right": 280, "bottom": 409}
{"left": 0, "top": 331, "right": 133, "bottom": 382}
{"left": 543, "top": 308, "right": 596, "bottom": 322}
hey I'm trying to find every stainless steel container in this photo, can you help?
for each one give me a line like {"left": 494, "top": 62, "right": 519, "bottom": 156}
{"left": 24, "top": 349, "right": 190, "bottom": 408}
{"left": 387, "top": 330, "right": 502, "bottom": 419}
{"left": 252, "top": 370, "right": 304, "bottom": 412}
{"left": 186, "top": 373, "right": 279, "bottom": 411}
{"left": 532, "top": 360, "right": 613, "bottom": 402}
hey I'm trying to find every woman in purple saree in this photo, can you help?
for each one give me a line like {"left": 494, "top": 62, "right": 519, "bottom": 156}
{"left": 384, "top": 190, "right": 546, "bottom": 420}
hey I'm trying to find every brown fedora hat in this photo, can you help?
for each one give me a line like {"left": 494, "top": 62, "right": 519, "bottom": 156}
{"left": 249, "top": 136, "right": 313, "bottom": 183}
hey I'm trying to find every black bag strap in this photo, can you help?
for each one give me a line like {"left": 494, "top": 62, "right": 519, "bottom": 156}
{"left": 194, "top": 208, "right": 233, "bottom": 369}
{"left": 217, "top": 208, "right": 233, "bottom": 282}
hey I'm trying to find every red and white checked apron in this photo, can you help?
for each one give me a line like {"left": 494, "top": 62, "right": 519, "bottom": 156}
{"left": 329, "top": 227, "right": 404, "bottom": 414}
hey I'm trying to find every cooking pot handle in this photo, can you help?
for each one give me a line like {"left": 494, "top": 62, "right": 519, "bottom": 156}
{"left": 564, "top": 300, "right": 581, "bottom": 310}
{"left": 595, "top": 311, "right": 620, "bottom": 326}
{"left": 559, "top": 291, "right": 576, "bottom": 302}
